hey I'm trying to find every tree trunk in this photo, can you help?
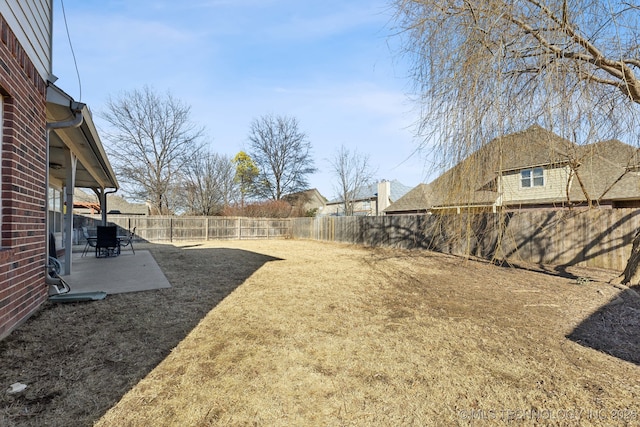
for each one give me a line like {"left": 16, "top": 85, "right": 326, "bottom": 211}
{"left": 614, "top": 229, "right": 640, "bottom": 285}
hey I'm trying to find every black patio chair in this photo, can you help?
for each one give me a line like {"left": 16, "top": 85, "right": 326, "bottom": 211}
{"left": 96, "top": 225, "right": 120, "bottom": 257}
{"left": 81, "top": 226, "right": 97, "bottom": 257}
{"left": 119, "top": 226, "right": 136, "bottom": 254}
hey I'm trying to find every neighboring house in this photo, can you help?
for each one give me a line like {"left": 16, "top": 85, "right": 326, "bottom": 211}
{"left": 325, "top": 180, "right": 413, "bottom": 216}
{"left": 73, "top": 191, "right": 147, "bottom": 244}
{"left": 282, "top": 188, "right": 327, "bottom": 217}
{"left": 73, "top": 189, "right": 149, "bottom": 216}
{"left": 0, "top": 2, "right": 118, "bottom": 339}
{"left": 106, "top": 194, "right": 149, "bottom": 215}
{"left": 385, "top": 126, "right": 640, "bottom": 215}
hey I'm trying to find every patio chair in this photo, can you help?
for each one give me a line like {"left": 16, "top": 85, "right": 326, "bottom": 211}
{"left": 96, "top": 225, "right": 120, "bottom": 257}
{"left": 81, "top": 226, "right": 97, "bottom": 257}
{"left": 119, "top": 226, "right": 136, "bottom": 254}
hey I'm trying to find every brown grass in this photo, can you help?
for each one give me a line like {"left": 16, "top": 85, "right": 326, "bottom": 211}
{"left": 1, "top": 240, "right": 639, "bottom": 426}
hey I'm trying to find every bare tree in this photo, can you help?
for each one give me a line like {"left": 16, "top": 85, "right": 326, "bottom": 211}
{"left": 392, "top": 0, "right": 640, "bottom": 282}
{"left": 101, "top": 86, "right": 205, "bottom": 214}
{"left": 329, "top": 145, "right": 376, "bottom": 216}
{"left": 181, "top": 152, "right": 237, "bottom": 215}
{"left": 247, "top": 114, "right": 316, "bottom": 200}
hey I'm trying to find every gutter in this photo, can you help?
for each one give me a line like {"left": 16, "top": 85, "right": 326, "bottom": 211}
{"left": 47, "top": 102, "right": 85, "bottom": 130}
{"left": 45, "top": 102, "right": 84, "bottom": 289}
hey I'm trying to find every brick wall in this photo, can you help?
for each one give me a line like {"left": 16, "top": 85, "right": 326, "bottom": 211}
{"left": 0, "top": 13, "right": 48, "bottom": 340}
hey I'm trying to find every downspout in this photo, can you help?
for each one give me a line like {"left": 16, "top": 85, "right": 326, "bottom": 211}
{"left": 101, "top": 188, "right": 119, "bottom": 225}
{"left": 45, "top": 103, "right": 84, "bottom": 284}
{"left": 93, "top": 187, "right": 119, "bottom": 226}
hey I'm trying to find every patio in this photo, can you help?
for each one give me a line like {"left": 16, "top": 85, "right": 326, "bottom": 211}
{"left": 60, "top": 247, "right": 171, "bottom": 295}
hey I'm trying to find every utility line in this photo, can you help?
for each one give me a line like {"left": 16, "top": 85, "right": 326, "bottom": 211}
{"left": 60, "top": 0, "right": 82, "bottom": 101}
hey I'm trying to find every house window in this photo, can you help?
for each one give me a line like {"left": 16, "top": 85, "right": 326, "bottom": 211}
{"left": 48, "top": 187, "right": 63, "bottom": 234}
{"left": 521, "top": 167, "right": 544, "bottom": 188}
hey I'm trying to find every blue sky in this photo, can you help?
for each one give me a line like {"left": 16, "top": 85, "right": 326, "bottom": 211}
{"left": 52, "top": 0, "right": 431, "bottom": 199}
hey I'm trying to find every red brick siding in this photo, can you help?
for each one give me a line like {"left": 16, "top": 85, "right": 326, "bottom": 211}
{"left": 0, "top": 13, "right": 48, "bottom": 340}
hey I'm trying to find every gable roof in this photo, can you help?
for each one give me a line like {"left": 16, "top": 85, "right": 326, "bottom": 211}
{"left": 386, "top": 180, "right": 414, "bottom": 202}
{"left": 425, "top": 125, "right": 574, "bottom": 208}
{"left": 282, "top": 188, "right": 327, "bottom": 203}
{"left": 282, "top": 188, "right": 327, "bottom": 211}
{"left": 385, "top": 126, "right": 640, "bottom": 213}
{"left": 73, "top": 189, "right": 149, "bottom": 215}
{"left": 327, "top": 180, "right": 412, "bottom": 204}
{"left": 383, "top": 183, "right": 432, "bottom": 214}
{"left": 107, "top": 194, "right": 149, "bottom": 215}
{"left": 568, "top": 139, "right": 640, "bottom": 203}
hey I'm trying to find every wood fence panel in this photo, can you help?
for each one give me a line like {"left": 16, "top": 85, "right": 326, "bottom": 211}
{"left": 78, "top": 215, "right": 290, "bottom": 243}
{"left": 171, "top": 217, "right": 207, "bottom": 241}
{"left": 290, "top": 209, "right": 640, "bottom": 272}
{"left": 126, "top": 217, "right": 173, "bottom": 242}
{"left": 207, "top": 217, "right": 239, "bottom": 240}
{"left": 80, "top": 209, "right": 640, "bottom": 272}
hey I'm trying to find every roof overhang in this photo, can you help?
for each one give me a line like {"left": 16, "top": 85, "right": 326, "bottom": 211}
{"left": 46, "top": 84, "right": 118, "bottom": 190}
{"left": 497, "top": 160, "right": 572, "bottom": 174}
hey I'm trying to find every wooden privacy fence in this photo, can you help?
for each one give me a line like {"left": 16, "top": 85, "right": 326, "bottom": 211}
{"left": 77, "top": 216, "right": 290, "bottom": 242}
{"left": 78, "top": 209, "right": 640, "bottom": 271}
{"left": 291, "top": 209, "right": 640, "bottom": 271}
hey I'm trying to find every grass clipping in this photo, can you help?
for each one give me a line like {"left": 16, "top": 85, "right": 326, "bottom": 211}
{"left": 94, "top": 240, "right": 639, "bottom": 426}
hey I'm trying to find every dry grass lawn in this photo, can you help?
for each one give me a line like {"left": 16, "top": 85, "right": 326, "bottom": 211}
{"left": 2, "top": 239, "right": 640, "bottom": 426}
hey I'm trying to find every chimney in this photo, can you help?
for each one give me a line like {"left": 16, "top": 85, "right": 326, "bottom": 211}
{"left": 377, "top": 180, "right": 391, "bottom": 214}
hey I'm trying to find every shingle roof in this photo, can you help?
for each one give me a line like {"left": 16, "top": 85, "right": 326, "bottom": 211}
{"left": 386, "top": 180, "right": 414, "bottom": 202}
{"left": 385, "top": 126, "right": 640, "bottom": 213}
{"left": 567, "top": 139, "right": 640, "bottom": 203}
{"left": 107, "top": 195, "right": 149, "bottom": 215}
{"left": 426, "top": 125, "right": 573, "bottom": 208}
{"left": 73, "top": 189, "right": 149, "bottom": 215}
{"left": 383, "top": 184, "right": 432, "bottom": 213}
{"left": 328, "top": 180, "right": 412, "bottom": 204}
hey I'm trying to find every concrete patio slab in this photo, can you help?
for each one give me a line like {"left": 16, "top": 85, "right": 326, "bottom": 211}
{"left": 61, "top": 250, "right": 171, "bottom": 295}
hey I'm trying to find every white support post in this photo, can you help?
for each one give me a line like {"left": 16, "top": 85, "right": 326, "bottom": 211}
{"left": 63, "top": 151, "right": 77, "bottom": 275}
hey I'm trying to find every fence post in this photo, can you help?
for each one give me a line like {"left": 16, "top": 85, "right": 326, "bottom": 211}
{"left": 170, "top": 217, "right": 173, "bottom": 243}
{"left": 205, "top": 217, "right": 209, "bottom": 241}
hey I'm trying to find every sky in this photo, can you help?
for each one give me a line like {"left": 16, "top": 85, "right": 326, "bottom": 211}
{"left": 51, "top": 0, "right": 433, "bottom": 200}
